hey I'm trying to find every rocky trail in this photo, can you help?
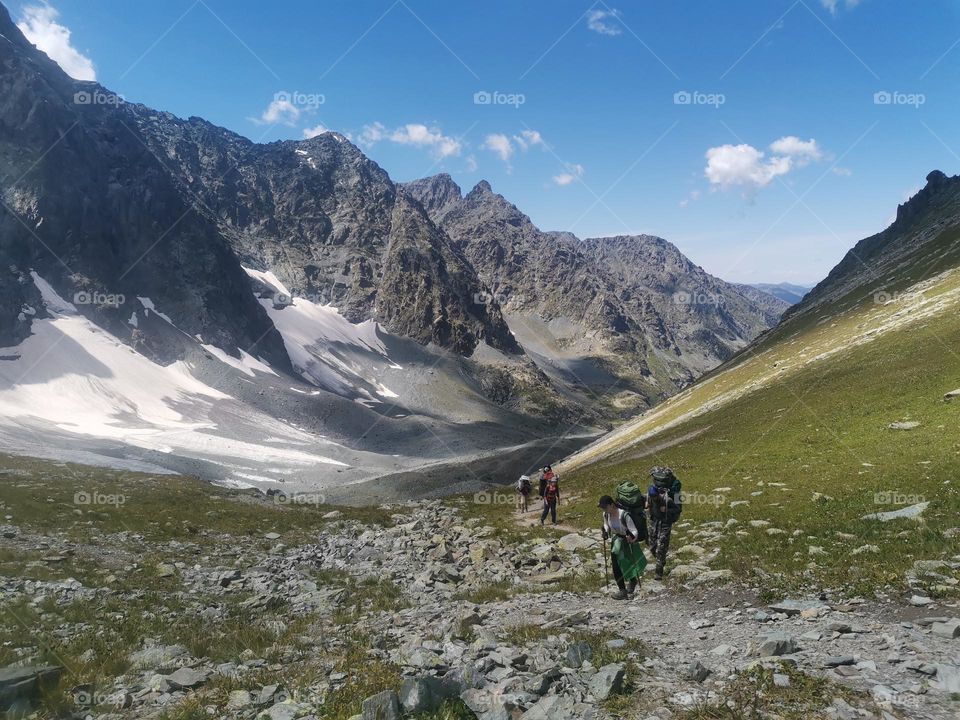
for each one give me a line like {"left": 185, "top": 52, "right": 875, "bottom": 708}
{"left": 2, "top": 499, "right": 959, "bottom": 719}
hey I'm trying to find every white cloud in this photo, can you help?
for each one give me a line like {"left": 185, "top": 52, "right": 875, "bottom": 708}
{"left": 17, "top": 3, "right": 96, "bottom": 80}
{"left": 832, "top": 166, "right": 853, "bottom": 177}
{"left": 769, "top": 136, "right": 823, "bottom": 165}
{"left": 465, "top": 155, "right": 478, "bottom": 172}
{"left": 302, "top": 124, "right": 328, "bottom": 139}
{"left": 359, "top": 122, "right": 387, "bottom": 146}
{"left": 553, "top": 163, "right": 584, "bottom": 186}
{"left": 821, "top": 0, "right": 862, "bottom": 14}
{"left": 586, "top": 9, "right": 622, "bottom": 36}
{"left": 705, "top": 136, "right": 826, "bottom": 192}
{"left": 389, "top": 124, "right": 461, "bottom": 158}
{"left": 705, "top": 144, "right": 791, "bottom": 190}
{"left": 679, "top": 189, "right": 702, "bottom": 208}
{"left": 251, "top": 98, "right": 300, "bottom": 126}
{"left": 483, "top": 133, "right": 514, "bottom": 167}
{"left": 513, "top": 129, "right": 546, "bottom": 151}
{"left": 358, "top": 122, "right": 461, "bottom": 159}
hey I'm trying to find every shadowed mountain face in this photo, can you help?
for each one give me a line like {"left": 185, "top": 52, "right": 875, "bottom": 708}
{"left": 784, "top": 170, "right": 960, "bottom": 322}
{"left": 404, "top": 174, "right": 789, "bottom": 410}
{"left": 0, "top": 0, "right": 788, "bottom": 486}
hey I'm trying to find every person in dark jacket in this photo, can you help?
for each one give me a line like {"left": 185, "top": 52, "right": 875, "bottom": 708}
{"left": 647, "top": 466, "right": 682, "bottom": 580}
{"left": 539, "top": 465, "right": 560, "bottom": 525}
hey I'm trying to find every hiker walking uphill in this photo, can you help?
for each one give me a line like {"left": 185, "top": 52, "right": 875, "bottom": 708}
{"left": 648, "top": 466, "right": 682, "bottom": 581}
{"left": 599, "top": 495, "right": 646, "bottom": 599}
{"left": 516, "top": 475, "right": 532, "bottom": 513}
{"left": 538, "top": 465, "right": 560, "bottom": 525}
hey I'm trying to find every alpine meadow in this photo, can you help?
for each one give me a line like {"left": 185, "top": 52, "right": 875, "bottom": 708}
{"left": 0, "top": 2, "right": 959, "bottom": 720}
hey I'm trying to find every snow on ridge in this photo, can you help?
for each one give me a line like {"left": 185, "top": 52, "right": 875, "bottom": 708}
{"left": 201, "top": 344, "right": 278, "bottom": 378}
{"left": 242, "top": 266, "right": 404, "bottom": 397}
{"left": 137, "top": 297, "right": 174, "bottom": 324}
{"left": 30, "top": 272, "right": 77, "bottom": 315}
{"left": 1, "top": 273, "right": 352, "bottom": 478}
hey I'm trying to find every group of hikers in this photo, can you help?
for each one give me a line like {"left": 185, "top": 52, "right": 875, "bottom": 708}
{"left": 516, "top": 465, "right": 682, "bottom": 599}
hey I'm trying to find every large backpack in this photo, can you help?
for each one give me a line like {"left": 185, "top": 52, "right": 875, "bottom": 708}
{"left": 615, "top": 481, "right": 648, "bottom": 541}
{"left": 650, "top": 477, "right": 683, "bottom": 523}
{"left": 544, "top": 479, "right": 559, "bottom": 502}
{"left": 519, "top": 476, "right": 532, "bottom": 494}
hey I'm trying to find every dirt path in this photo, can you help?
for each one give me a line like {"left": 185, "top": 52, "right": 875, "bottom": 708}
{"left": 511, "top": 503, "right": 581, "bottom": 534}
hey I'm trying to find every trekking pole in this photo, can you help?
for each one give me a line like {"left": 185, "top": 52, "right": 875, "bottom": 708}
{"left": 601, "top": 527, "right": 609, "bottom": 590}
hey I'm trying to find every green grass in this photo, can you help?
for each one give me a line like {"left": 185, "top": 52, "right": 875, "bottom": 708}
{"left": 555, "top": 262, "right": 960, "bottom": 597}
{"left": 673, "top": 663, "right": 867, "bottom": 720}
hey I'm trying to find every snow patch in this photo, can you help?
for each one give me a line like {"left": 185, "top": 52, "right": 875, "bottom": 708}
{"left": 137, "top": 297, "right": 174, "bottom": 324}
{"left": 201, "top": 344, "right": 278, "bottom": 377}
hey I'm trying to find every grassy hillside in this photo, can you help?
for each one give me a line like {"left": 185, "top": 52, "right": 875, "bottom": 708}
{"left": 556, "top": 223, "right": 960, "bottom": 598}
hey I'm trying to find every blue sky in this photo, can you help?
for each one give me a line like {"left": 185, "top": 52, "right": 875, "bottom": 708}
{"left": 12, "top": 0, "right": 960, "bottom": 285}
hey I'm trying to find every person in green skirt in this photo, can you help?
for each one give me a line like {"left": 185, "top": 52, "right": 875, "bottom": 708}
{"left": 599, "top": 495, "right": 647, "bottom": 599}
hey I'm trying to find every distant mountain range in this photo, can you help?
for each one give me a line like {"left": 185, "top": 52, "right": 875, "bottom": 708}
{"left": 750, "top": 282, "right": 813, "bottom": 305}
{"left": 0, "top": 0, "right": 786, "bottom": 490}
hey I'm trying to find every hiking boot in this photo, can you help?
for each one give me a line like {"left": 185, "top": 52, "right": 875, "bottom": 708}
{"left": 627, "top": 580, "right": 638, "bottom": 597}
{"left": 654, "top": 567, "right": 664, "bottom": 581}
{"left": 610, "top": 588, "right": 628, "bottom": 600}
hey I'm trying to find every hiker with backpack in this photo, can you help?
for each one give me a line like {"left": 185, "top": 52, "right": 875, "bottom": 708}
{"left": 538, "top": 465, "right": 560, "bottom": 525}
{"left": 599, "top": 494, "right": 646, "bottom": 599}
{"left": 516, "top": 475, "right": 532, "bottom": 513}
{"left": 647, "top": 466, "right": 682, "bottom": 581}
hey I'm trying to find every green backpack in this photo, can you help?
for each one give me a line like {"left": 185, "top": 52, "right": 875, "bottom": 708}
{"left": 615, "top": 481, "right": 645, "bottom": 511}
{"left": 615, "top": 481, "right": 648, "bottom": 542}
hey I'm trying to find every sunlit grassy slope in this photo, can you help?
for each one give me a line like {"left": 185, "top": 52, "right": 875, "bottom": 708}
{"left": 556, "top": 213, "right": 960, "bottom": 598}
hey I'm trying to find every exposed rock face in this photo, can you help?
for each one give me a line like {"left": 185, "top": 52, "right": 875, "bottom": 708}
{"left": 786, "top": 170, "right": 960, "bottom": 321}
{"left": 405, "top": 174, "right": 788, "bottom": 405}
{"left": 124, "top": 118, "right": 518, "bottom": 355}
{"left": 0, "top": 3, "right": 290, "bottom": 366}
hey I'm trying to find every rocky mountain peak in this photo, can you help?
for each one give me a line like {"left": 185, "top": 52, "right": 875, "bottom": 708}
{"left": 467, "top": 179, "right": 494, "bottom": 198}
{"left": 402, "top": 173, "right": 462, "bottom": 219}
{"left": 895, "top": 169, "right": 960, "bottom": 226}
